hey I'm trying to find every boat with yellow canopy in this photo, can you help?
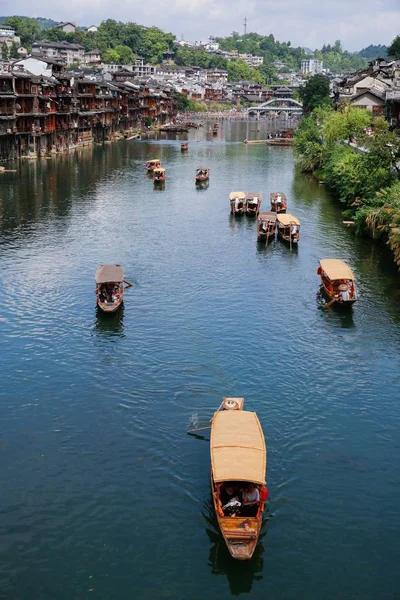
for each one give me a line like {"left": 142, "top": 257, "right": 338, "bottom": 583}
{"left": 276, "top": 213, "right": 300, "bottom": 246}
{"left": 229, "top": 191, "right": 245, "bottom": 215}
{"left": 145, "top": 158, "right": 161, "bottom": 172}
{"left": 245, "top": 192, "right": 262, "bottom": 216}
{"left": 210, "top": 398, "right": 268, "bottom": 560}
{"left": 270, "top": 192, "right": 287, "bottom": 213}
{"left": 318, "top": 259, "right": 358, "bottom": 307}
{"left": 153, "top": 167, "right": 166, "bottom": 182}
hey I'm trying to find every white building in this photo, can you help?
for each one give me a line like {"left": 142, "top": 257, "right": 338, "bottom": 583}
{"left": 87, "top": 25, "right": 98, "bottom": 33}
{"left": 12, "top": 56, "right": 53, "bottom": 77}
{"left": 239, "top": 54, "right": 263, "bottom": 67}
{"left": 0, "top": 25, "right": 21, "bottom": 48}
{"left": 32, "top": 41, "right": 85, "bottom": 65}
{"left": 301, "top": 59, "right": 323, "bottom": 75}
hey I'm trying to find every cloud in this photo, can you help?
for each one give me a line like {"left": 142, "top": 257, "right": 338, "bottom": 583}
{"left": 1, "top": 0, "right": 398, "bottom": 51}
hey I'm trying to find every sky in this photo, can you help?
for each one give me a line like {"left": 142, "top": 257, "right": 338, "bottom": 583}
{"left": 0, "top": 0, "right": 398, "bottom": 51}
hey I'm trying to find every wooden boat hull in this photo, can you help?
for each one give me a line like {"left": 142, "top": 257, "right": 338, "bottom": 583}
{"left": 211, "top": 477, "right": 262, "bottom": 560}
{"left": 265, "top": 139, "right": 293, "bottom": 146}
{"left": 246, "top": 207, "right": 259, "bottom": 216}
{"left": 257, "top": 230, "right": 275, "bottom": 241}
{"left": 278, "top": 230, "right": 299, "bottom": 245}
{"left": 271, "top": 205, "right": 287, "bottom": 213}
{"left": 97, "top": 298, "right": 123, "bottom": 313}
{"left": 196, "top": 176, "right": 209, "bottom": 182}
{"left": 321, "top": 283, "right": 357, "bottom": 308}
{"left": 154, "top": 176, "right": 166, "bottom": 182}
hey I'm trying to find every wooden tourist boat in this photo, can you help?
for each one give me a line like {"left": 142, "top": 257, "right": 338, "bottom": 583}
{"left": 145, "top": 158, "right": 161, "bottom": 172}
{"left": 270, "top": 192, "right": 287, "bottom": 213}
{"left": 276, "top": 213, "right": 300, "bottom": 246}
{"left": 95, "top": 264, "right": 124, "bottom": 313}
{"left": 229, "top": 191, "right": 246, "bottom": 215}
{"left": 265, "top": 137, "right": 293, "bottom": 146}
{"left": 196, "top": 167, "right": 210, "bottom": 182}
{"left": 257, "top": 211, "right": 276, "bottom": 241}
{"left": 181, "top": 142, "right": 189, "bottom": 151}
{"left": 153, "top": 167, "right": 166, "bottom": 182}
{"left": 245, "top": 192, "right": 262, "bottom": 216}
{"left": 318, "top": 259, "right": 358, "bottom": 307}
{"left": 210, "top": 397, "right": 268, "bottom": 561}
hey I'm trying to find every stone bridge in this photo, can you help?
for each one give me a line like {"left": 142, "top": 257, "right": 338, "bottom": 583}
{"left": 248, "top": 97, "right": 303, "bottom": 118}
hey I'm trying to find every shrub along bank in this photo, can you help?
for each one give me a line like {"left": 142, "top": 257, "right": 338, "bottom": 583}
{"left": 294, "top": 105, "right": 400, "bottom": 267}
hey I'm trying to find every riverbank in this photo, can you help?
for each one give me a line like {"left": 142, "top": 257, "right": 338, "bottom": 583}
{"left": 294, "top": 106, "right": 400, "bottom": 268}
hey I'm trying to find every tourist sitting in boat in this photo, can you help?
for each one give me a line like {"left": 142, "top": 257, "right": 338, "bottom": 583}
{"left": 220, "top": 483, "right": 241, "bottom": 516}
{"left": 276, "top": 194, "right": 282, "bottom": 209}
{"left": 291, "top": 223, "right": 299, "bottom": 242}
{"left": 241, "top": 483, "right": 260, "bottom": 517}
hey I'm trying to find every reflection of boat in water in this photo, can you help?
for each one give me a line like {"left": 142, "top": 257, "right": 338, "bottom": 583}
{"left": 276, "top": 213, "right": 300, "bottom": 246}
{"left": 245, "top": 192, "right": 261, "bottom": 216}
{"left": 318, "top": 259, "right": 358, "bottom": 308}
{"left": 257, "top": 211, "right": 276, "bottom": 241}
{"left": 95, "top": 303, "right": 125, "bottom": 334}
{"left": 205, "top": 509, "right": 265, "bottom": 595}
{"left": 196, "top": 167, "right": 210, "bottom": 182}
{"left": 210, "top": 397, "right": 268, "bottom": 560}
{"left": 270, "top": 191, "right": 287, "bottom": 213}
{"left": 229, "top": 191, "right": 245, "bottom": 215}
{"left": 95, "top": 264, "right": 124, "bottom": 313}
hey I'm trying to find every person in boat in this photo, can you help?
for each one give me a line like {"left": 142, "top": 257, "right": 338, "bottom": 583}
{"left": 290, "top": 224, "right": 299, "bottom": 241}
{"left": 220, "top": 483, "right": 241, "bottom": 516}
{"left": 339, "top": 283, "right": 350, "bottom": 302}
{"left": 241, "top": 483, "right": 260, "bottom": 517}
{"left": 276, "top": 194, "right": 282, "bottom": 209}
{"left": 261, "top": 219, "right": 268, "bottom": 232}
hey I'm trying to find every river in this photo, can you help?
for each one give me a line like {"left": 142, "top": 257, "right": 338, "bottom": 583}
{"left": 1, "top": 121, "right": 400, "bottom": 600}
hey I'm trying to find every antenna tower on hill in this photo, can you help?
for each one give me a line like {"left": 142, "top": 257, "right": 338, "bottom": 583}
{"left": 244, "top": 16, "right": 247, "bottom": 35}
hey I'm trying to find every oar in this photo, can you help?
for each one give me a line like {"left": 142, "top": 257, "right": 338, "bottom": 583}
{"left": 123, "top": 279, "right": 134, "bottom": 287}
{"left": 187, "top": 425, "right": 211, "bottom": 434}
{"left": 325, "top": 297, "right": 336, "bottom": 308}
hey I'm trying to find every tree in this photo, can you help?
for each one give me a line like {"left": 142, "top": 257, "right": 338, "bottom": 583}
{"left": 115, "top": 45, "right": 135, "bottom": 65}
{"left": 387, "top": 35, "right": 400, "bottom": 59}
{"left": 2, "top": 42, "right": 9, "bottom": 60}
{"left": 102, "top": 48, "right": 120, "bottom": 64}
{"left": 298, "top": 74, "right": 331, "bottom": 113}
{"left": 4, "top": 16, "right": 42, "bottom": 46}
{"left": 10, "top": 42, "right": 19, "bottom": 59}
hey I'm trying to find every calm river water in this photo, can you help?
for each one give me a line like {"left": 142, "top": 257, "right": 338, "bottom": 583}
{"left": 1, "top": 121, "right": 400, "bottom": 600}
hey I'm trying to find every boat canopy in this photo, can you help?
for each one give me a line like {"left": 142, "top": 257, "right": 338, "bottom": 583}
{"left": 154, "top": 168, "right": 165, "bottom": 173}
{"left": 95, "top": 264, "right": 124, "bottom": 284}
{"left": 277, "top": 213, "right": 300, "bottom": 226}
{"left": 229, "top": 191, "right": 245, "bottom": 200}
{"left": 319, "top": 259, "right": 355, "bottom": 281}
{"left": 245, "top": 192, "right": 261, "bottom": 201}
{"left": 270, "top": 192, "right": 287, "bottom": 200}
{"left": 211, "top": 410, "right": 266, "bottom": 485}
{"left": 196, "top": 167, "right": 209, "bottom": 171}
{"left": 147, "top": 159, "right": 160, "bottom": 164}
{"left": 259, "top": 211, "right": 276, "bottom": 220}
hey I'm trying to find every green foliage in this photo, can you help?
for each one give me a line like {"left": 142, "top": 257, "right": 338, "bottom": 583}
{"left": 102, "top": 48, "right": 120, "bottom": 64}
{"left": 226, "top": 60, "right": 264, "bottom": 83}
{"left": 358, "top": 44, "right": 387, "bottom": 60}
{"left": 354, "top": 182, "right": 400, "bottom": 238}
{"left": 293, "top": 113, "right": 324, "bottom": 172}
{"left": 10, "top": 41, "right": 19, "bottom": 58}
{"left": 4, "top": 16, "right": 41, "bottom": 46}
{"left": 1, "top": 41, "right": 8, "bottom": 60}
{"left": 173, "top": 91, "right": 190, "bottom": 111}
{"left": 114, "top": 45, "right": 134, "bottom": 65}
{"left": 298, "top": 74, "right": 331, "bottom": 113}
{"left": 387, "top": 36, "right": 400, "bottom": 59}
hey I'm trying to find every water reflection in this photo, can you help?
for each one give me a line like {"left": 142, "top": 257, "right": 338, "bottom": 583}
{"left": 195, "top": 181, "right": 209, "bottom": 191}
{"left": 94, "top": 304, "right": 125, "bottom": 336}
{"left": 316, "top": 291, "right": 356, "bottom": 328}
{"left": 203, "top": 499, "right": 266, "bottom": 595}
